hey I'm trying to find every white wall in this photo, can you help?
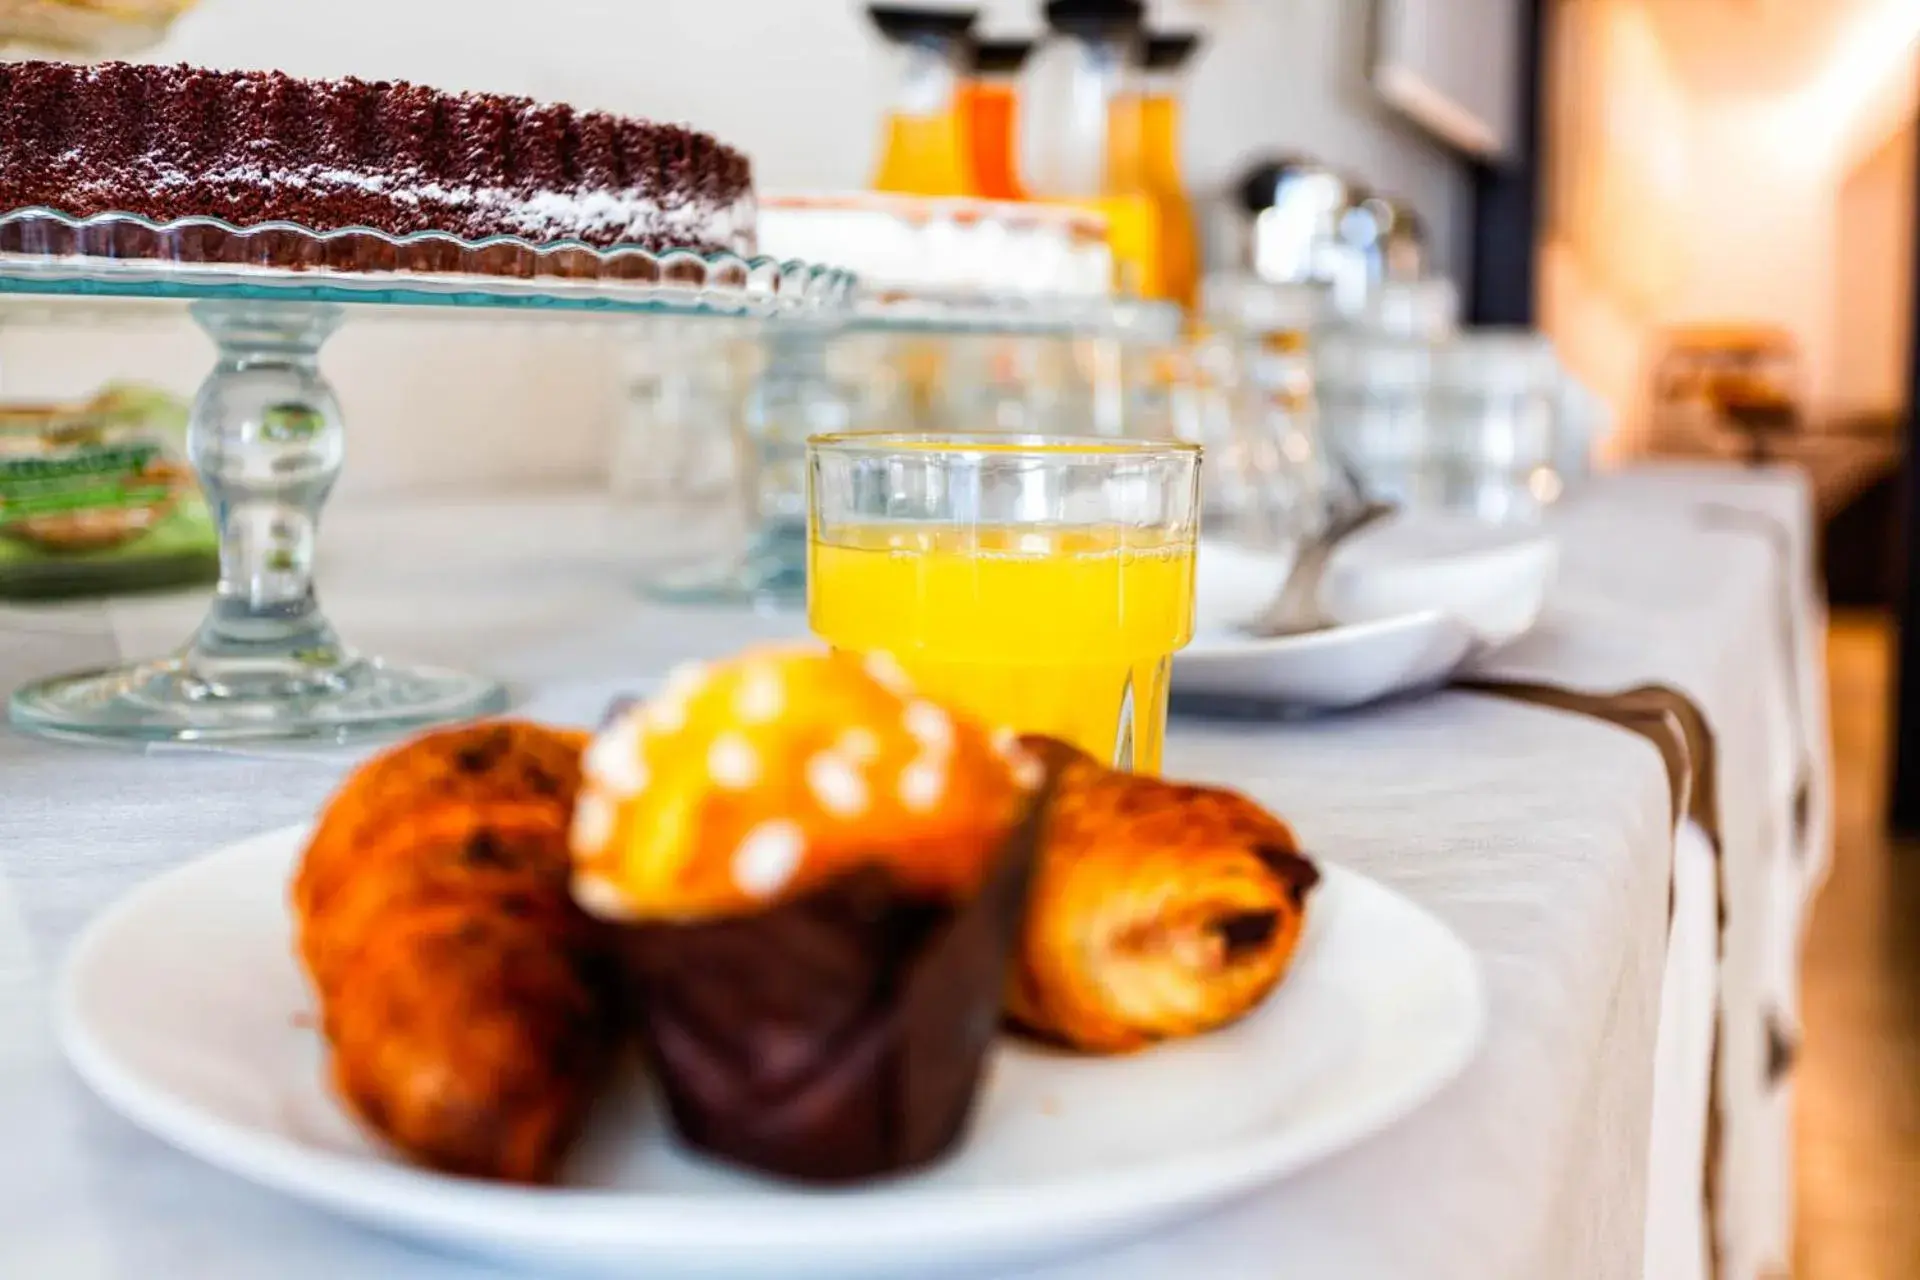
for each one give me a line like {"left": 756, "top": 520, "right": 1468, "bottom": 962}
{"left": 152, "top": 0, "right": 1468, "bottom": 255}
{"left": 1546, "top": 0, "right": 1920, "bottom": 449}
{"left": 0, "top": 0, "right": 1470, "bottom": 498}
{"left": 1644, "top": 0, "right": 1918, "bottom": 426}
{"left": 1666, "top": 92, "right": 1841, "bottom": 413}
{"left": 1540, "top": 0, "right": 1692, "bottom": 455}
{"left": 1832, "top": 120, "right": 1915, "bottom": 423}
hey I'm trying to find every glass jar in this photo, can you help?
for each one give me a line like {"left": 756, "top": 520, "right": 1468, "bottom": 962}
{"left": 609, "top": 326, "right": 756, "bottom": 586}
{"left": 1313, "top": 325, "right": 1434, "bottom": 509}
{"left": 1426, "top": 332, "right": 1566, "bottom": 522}
{"left": 1555, "top": 374, "right": 1611, "bottom": 482}
{"left": 830, "top": 330, "right": 921, "bottom": 433}
{"left": 1352, "top": 276, "right": 1458, "bottom": 339}
{"left": 611, "top": 327, "right": 743, "bottom": 505}
{"left": 1199, "top": 276, "right": 1341, "bottom": 548}
{"left": 631, "top": 320, "right": 854, "bottom": 605}
{"left": 1079, "top": 298, "right": 1184, "bottom": 438}
{"left": 926, "top": 332, "right": 1057, "bottom": 434}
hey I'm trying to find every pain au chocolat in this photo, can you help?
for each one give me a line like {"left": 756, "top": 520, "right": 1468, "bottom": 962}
{"left": 0, "top": 61, "right": 755, "bottom": 273}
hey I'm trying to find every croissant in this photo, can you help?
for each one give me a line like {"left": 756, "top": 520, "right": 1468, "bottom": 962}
{"left": 293, "top": 722, "right": 619, "bottom": 1184}
{"left": 294, "top": 720, "right": 588, "bottom": 924}
{"left": 1008, "top": 738, "right": 1320, "bottom": 1054}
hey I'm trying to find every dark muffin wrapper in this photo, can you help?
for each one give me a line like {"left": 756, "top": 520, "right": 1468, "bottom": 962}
{"left": 618, "top": 795, "right": 1047, "bottom": 1184}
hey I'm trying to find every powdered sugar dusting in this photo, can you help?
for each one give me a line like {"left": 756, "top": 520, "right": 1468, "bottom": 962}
{"left": 134, "top": 159, "right": 749, "bottom": 247}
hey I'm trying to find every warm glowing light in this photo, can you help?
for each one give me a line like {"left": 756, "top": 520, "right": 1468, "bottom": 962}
{"left": 1799, "top": 0, "right": 1920, "bottom": 162}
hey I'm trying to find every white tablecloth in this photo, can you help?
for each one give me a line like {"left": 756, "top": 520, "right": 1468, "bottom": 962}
{"left": 0, "top": 466, "right": 1825, "bottom": 1280}
{"left": 1472, "top": 468, "right": 1825, "bottom": 1280}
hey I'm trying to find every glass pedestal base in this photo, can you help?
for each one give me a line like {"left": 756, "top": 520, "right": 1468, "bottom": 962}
{"left": 641, "top": 519, "right": 807, "bottom": 608}
{"left": 10, "top": 653, "right": 507, "bottom": 745}
{"left": 5, "top": 299, "right": 512, "bottom": 747}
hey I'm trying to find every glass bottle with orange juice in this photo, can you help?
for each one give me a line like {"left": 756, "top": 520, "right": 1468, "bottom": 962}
{"left": 958, "top": 38, "right": 1033, "bottom": 201}
{"left": 1132, "top": 32, "right": 1202, "bottom": 312}
{"left": 868, "top": 5, "right": 978, "bottom": 198}
{"left": 1026, "top": 0, "right": 1161, "bottom": 298}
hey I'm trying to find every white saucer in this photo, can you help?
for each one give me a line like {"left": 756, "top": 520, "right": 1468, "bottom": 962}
{"left": 59, "top": 825, "right": 1484, "bottom": 1279}
{"left": 1176, "top": 611, "right": 1477, "bottom": 711}
{"left": 1176, "top": 519, "right": 1556, "bottom": 712}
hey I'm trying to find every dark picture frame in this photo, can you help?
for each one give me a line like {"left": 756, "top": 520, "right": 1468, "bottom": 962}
{"left": 1890, "top": 52, "right": 1920, "bottom": 834}
{"left": 1462, "top": 0, "right": 1545, "bottom": 327}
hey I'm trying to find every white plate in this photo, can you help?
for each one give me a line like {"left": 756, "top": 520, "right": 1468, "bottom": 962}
{"left": 59, "top": 826, "right": 1484, "bottom": 1279}
{"left": 1176, "top": 525, "right": 1555, "bottom": 712}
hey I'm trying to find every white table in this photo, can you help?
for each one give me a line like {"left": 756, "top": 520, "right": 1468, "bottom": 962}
{"left": 0, "top": 466, "right": 1824, "bottom": 1280}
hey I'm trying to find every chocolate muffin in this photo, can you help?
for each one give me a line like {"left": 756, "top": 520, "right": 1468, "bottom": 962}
{"left": 570, "top": 645, "right": 1049, "bottom": 1183}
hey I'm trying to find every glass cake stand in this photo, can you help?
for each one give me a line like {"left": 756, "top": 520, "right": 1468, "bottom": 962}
{"left": 0, "top": 209, "right": 854, "bottom": 745}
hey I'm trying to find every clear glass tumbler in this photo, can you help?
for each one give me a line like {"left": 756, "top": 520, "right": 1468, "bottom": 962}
{"left": 807, "top": 432, "right": 1200, "bottom": 774}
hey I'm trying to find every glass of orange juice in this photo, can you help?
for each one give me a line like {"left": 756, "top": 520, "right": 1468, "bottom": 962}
{"left": 806, "top": 432, "right": 1200, "bottom": 774}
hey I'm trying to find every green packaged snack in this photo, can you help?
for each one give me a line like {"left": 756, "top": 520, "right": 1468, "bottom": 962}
{"left": 0, "top": 384, "right": 219, "bottom": 599}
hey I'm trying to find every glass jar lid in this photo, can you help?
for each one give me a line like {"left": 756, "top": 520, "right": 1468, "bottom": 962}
{"left": 1355, "top": 278, "right": 1458, "bottom": 340}
{"left": 1431, "top": 330, "right": 1560, "bottom": 394}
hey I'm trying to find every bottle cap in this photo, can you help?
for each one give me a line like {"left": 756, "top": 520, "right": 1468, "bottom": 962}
{"left": 968, "top": 38, "right": 1035, "bottom": 75}
{"left": 1142, "top": 31, "right": 1202, "bottom": 71}
{"left": 867, "top": 5, "right": 978, "bottom": 46}
{"left": 1043, "top": 0, "right": 1145, "bottom": 39}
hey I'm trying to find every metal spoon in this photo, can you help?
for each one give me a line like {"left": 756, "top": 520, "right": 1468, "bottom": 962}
{"left": 1243, "top": 499, "right": 1397, "bottom": 638}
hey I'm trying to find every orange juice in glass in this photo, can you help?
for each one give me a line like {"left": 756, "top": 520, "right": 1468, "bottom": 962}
{"left": 807, "top": 434, "right": 1200, "bottom": 773}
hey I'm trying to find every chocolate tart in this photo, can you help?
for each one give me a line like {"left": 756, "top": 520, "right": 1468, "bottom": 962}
{"left": 0, "top": 61, "right": 756, "bottom": 276}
